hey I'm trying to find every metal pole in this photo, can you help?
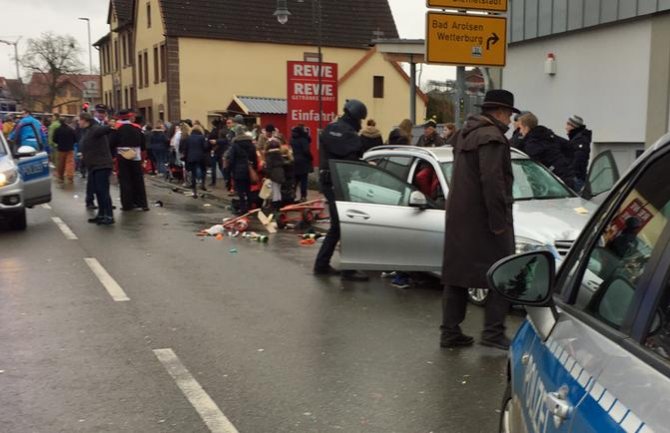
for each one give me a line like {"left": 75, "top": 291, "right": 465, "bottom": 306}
{"left": 456, "top": 66, "right": 466, "bottom": 128}
{"left": 87, "top": 20, "right": 93, "bottom": 74}
{"left": 316, "top": 0, "right": 323, "bottom": 131}
{"left": 13, "top": 42, "right": 20, "bottom": 81}
{"left": 409, "top": 60, "right": 416, "bottom": 124}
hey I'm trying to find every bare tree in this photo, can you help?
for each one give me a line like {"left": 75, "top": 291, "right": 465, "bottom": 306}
{"left": 21, "top": 32, "right": 84, "bottom": 112}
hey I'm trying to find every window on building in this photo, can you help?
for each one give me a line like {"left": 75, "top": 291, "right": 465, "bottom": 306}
{"left": 130, "top": 86, "right": 135, "bottom": 107}
{"left": 106, "top": 45, "right": 112, "bottom": 74}
{"left": 114, "top": 40, "right": 119, "bottom": 71}
{"left": 121, "top": 35, "right": 127, "bottom": 67}
{"left": 153, "top": 46, "right": 159, "bottom": 84}
{"left": 124, "top": 87, "right": 129, "bottom": 108}
{"left": 138, "top": 53, "right": 143, "bottom": 88}
{"left": 143, "top": 51, "right": 149, "bottom": 87}
{"left": 160, "top": 43, "right": 167, "bottom": 82}
{"left": 147, "top": 2, "right": 151, "bottom": 28}
{"left": 373, "top": 76, "right": 385, "bottom": 99}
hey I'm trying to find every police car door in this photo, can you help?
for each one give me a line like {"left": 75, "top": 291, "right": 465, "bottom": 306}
{"left": 532, "top": 143, "right": 670, "bottom": 433}
{"left": 14, "top": 125, "right": 51, "bottom": 206}
{"left": 328, "top": 160, "right": 444, "bottom": 272}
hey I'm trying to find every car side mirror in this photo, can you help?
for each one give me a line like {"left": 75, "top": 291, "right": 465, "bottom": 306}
{"left": 487, "top": 251, "right": 556, "bottom": 306}
{"left": 16, "top": 145, "right": 37, "bottom": 158}
{"left": 409, "top": 191, "right": 428, "bottom": 209}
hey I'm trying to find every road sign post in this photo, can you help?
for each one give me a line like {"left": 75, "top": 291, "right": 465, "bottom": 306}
{"left": 426, "top": 0, "right": 508, "bottom": 12}
{"left": 426, "top": 12, "right": 507, "bottom": 67}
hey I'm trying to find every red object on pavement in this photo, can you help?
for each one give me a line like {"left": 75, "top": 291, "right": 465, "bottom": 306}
{"left": 277, "top": 199, "right": 329, "bottom": 229}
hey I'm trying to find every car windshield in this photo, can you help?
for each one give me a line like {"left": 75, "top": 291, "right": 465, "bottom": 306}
{"left": 0, "top": 134, "right": 7, "bottom": 157}
{"left": 441, "top": 159, "right": 575, "bottom": 201}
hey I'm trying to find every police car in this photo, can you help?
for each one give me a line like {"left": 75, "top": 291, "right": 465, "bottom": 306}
{"left": 489, "top": 133, "right": 670, "bottom": 433}
{"left": 0, "top": 131, "right": 51, "bottom": 230}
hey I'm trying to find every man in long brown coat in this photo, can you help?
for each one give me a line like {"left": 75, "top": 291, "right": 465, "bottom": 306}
{"left": 440, "top": 90, "right": 519, "bottom": 350}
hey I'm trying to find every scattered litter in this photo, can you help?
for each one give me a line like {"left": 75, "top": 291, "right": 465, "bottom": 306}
{"left": 73, "top": 194, "right": 79, "bottom": 199}
{"left": 158, "top": 419, "right": 166, "bottom": 424}
{"left": 171, "top": 187, "right": 180, "bottom": 192}
{"left": 257, "top": 348, "right": 265, "bottom": 352}
{"left": 300, "top": 238, "right": 316, "bottom": 246}
{"left": 303, "top": 412, "right": 312, "bottom": 417}
{"left": 154, "top": 200, "right": 164, "bottom": 207}
{"left": 203, "top": 203, "right": 212, "bottom": 208}
{"left": 204, "top": 224, "right": 225, "bottom": 236}
{"left": 215, "top": 233, "right": 224, "bottom": 241}
{"left": 0, "top": 370, "right": 5, "bottom": 374}
{"left": 229, "top": 248, "right": 238, "bottom": 254}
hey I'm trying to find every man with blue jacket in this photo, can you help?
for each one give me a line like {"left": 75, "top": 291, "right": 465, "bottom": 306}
{"left": 8, "top": 110, "right": 47, "bottom": 150}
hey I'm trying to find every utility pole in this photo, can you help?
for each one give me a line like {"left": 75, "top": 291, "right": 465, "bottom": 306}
{"left": 78, "top": 17, "right": 93, "bottom": 74}
{"left": 0, "top": 38, "right": 21, "bottom": 81}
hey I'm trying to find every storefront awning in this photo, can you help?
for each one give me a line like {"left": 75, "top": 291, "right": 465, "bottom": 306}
{"left": 229, "top": 96, "right": 287, "bottom": 115}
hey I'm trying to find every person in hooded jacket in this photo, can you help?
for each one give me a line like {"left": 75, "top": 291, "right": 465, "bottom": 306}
{"left": 518, "top": 112, "right": 577, "bottom": 190}
{"left": 181, "top": 125, "right": 209, "bottom": 197}
{"left": 441, "top": 89, "right": 519, "bottom": 351}
{"left": 565, "top": 115, "right": 592, "bottom": 191}
{"left": 360, "top": 119, "right": 384, "bottom": 153}
{"left": 228, "top": 125, "right": 259, "bottom": 214}
{"left": 313, "top": 99, "right": 369, "bottom": 282}
{"left": 290, "top": 125, "right": 313, "bottom": 202}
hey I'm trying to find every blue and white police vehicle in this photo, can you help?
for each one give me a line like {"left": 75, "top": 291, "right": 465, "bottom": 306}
{"left": 0, "top": 131, "right": 51, "bottom": 230}
{"left": 490, "top": 133, "right": 670, "bottom": 433}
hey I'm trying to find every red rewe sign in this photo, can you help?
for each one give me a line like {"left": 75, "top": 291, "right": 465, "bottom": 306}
{"left": 287, "top": 61, "right": 338, "bottom": 166}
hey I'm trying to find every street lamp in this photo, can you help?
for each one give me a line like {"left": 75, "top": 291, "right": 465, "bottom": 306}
{"left": 78, "top": 17, "right": 93, "bottom": 74}
{"left": 274, "top": 0, "right": 324, "bottom": 131}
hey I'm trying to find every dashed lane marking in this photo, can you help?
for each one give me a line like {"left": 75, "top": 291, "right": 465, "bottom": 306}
{"left": 51, "top": 217, "right": 78, "bottom": 240}
{"left": 84, "top": 258, "right": 130, "bottom": 302}
{"left": 153, "top": 348, "right": 240, "bottom": 433}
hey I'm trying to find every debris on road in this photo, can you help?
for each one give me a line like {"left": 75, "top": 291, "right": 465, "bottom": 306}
{"left": 154, "top": 200, "right": 164, "bottom": 207}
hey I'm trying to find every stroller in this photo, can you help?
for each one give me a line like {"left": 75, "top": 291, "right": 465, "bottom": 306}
{"left": 165, "top": 148, "right": 185, "bottom": 182}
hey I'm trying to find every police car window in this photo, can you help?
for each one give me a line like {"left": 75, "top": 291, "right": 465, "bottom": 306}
{"left": 334, "top": 162, "right": 414, "bottom": 207}
{"left": 573, "top": 153, "right": 670, "bottom": 330}
{"left": 645, "top": 284, "right": 670, "bottom": 363}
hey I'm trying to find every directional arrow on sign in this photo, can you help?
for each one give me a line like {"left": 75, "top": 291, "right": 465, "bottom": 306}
{"left": 486, "top": 33, "right": 500, "bottom": 50}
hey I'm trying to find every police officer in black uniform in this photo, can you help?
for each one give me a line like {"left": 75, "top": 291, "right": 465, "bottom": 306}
{"left": 314, "top": 100, "right": 370, "bottom": 281}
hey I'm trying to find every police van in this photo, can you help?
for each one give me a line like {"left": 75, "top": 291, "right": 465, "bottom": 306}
{"left": 0, "top": 131, "right": 51, "bottom": 230}
{"left": 489, "top": 133, "right": 670, "bottom": 433}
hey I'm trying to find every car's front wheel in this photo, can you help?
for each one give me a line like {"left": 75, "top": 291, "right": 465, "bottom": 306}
{"left": 467, "top": 287, "right": 489, "bottom": 306}
{"left": 10, "top": 208, "right": 27, "bottom": 231}
{"left": 499, "top": 382, "right": 512, "bottom": 433}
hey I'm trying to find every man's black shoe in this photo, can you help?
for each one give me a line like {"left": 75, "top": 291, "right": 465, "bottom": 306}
{"left": 97, "top": 218, "right": 115, "bottom": 226}
{"left": 440, "top": 334, "right": 475, "bottom": 349}
{"left": 480, "top": 336, "right": 511, "bottom": 351}
{"left": 314, "top": 266, "right": 340, "bottom": 276}
{"left": 341, "top": 270, "right": 370, "bottom": 282}
{"left": 86, "top": 204, "right": 98, "bottom": 210}
{"left": 88, "top": 217, "right": 102, "bottom": 224}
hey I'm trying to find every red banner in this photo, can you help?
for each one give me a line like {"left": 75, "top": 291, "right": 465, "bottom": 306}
{"left": 287, "top": 61, "right": 338, "bottom": 166}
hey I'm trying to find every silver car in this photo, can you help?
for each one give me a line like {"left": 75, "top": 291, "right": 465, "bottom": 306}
{"left": 328, "top": 146, "right": 619, "bottom": 301}
{"left": 0, "top": 132, "right": 51, "bottom": 230}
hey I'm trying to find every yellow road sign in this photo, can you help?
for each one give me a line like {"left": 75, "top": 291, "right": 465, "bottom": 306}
{"left": 426, "top": 12, "right": 507, "bottom": 67}
{"left": 426, "top": 0, "right": 508, "bottom": 13}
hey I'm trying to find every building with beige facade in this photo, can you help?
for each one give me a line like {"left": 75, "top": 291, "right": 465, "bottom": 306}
{"left": 95, "top": 0, "right": 426, "bottom": 137}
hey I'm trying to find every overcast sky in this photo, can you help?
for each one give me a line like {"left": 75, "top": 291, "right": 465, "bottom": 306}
{"left": 0, "top": 0, "right": 454, "bottom": 84}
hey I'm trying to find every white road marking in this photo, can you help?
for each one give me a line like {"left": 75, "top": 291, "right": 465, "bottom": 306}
{"left": 153, "top": 348, "right": 240, "bottom": 433}
{"left": 51, "top": 217, "right": 78, "bottom": 240}
{"left": 84, "top": 258, "right": 130, "bottom": 302}
{"left": 41, "top": 204, "right": 52, "bottom": 210}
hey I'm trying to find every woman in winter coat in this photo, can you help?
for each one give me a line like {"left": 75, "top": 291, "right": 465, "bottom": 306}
{"left": 228, "top": 125, "right": 259, "bottom": 214}
{"left": 387, "top": 118, "right": 413, "bottom": 145}
{"left": 180, "top": 125, "right": 209, "bottom": 197}
{"left": 264, "top": 138, "right": 286, "bottom": 210}
{"left": 148, "top": 122, "right": 170, "bottom": 175}
{"left": 290, "top": 125, "right": 313, "bottom": 202}
{"left": 360, "top": 119, "right": 384, "bottom": 153}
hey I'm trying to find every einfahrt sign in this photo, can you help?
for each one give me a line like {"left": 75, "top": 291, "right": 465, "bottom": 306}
{"left": 426, "top": 0, "right": 508, "bottom": 13}
{"left": 287, "top": 61, "right": 339, "bottom": 165}
{"left": 426, "top": 12, "right": 507, "bottom": 67}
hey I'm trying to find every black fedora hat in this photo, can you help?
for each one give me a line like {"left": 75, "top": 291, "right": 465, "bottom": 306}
{"left": 477, "top": 89, "right": 520, "bottom": 114}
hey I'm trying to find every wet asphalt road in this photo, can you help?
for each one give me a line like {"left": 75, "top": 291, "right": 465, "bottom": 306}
{"left": 0, "top": 177, "right": 521, "bottom": 433}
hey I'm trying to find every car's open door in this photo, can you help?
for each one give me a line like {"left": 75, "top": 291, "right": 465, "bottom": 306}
{"left": 582, "top": 150, "right": 619, "bottom": 202}
{"left": 329, "top": 160, "right": 444, "bottom": 272}
{"left": 13, "top": 125, "right": 51, "bottom": 207}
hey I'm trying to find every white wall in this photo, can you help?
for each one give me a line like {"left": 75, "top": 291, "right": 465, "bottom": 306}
{"left": 503, "top": 19, "right": 652, "bottom": 144}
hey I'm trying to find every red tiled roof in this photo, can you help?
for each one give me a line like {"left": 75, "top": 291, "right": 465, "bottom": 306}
{"left": 158, "top": 0, "right": 399, "bottom": 49}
